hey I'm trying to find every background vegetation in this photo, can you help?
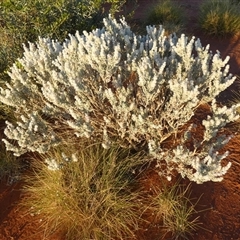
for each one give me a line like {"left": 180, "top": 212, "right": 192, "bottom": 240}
{"left": 145, "top": 0, "right": 185, "bottom": 34}
{"left": 199, "top": 0, "right": 240, "bottom": 36}
{"left": 0, "top": 0, "right": 134, "bottom": 81}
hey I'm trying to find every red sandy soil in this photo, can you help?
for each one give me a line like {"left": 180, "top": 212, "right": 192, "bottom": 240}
{"left": 0, "top": 0, "right": 240, "bottom": 239}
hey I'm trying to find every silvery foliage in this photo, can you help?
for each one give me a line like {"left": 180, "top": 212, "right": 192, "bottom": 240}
{"left": 45, "top": 152, "right": 78, "bottom": 171}
{"left": 0, "top": 15, "right": 238, "bottom": 183}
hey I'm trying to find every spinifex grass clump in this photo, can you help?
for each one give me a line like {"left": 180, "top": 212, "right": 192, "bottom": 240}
{"left": 145, "top": 0, "right": 185, "bottom": 34}
{"left": 199, "top": 0, "right": 240, "bottom": 36}
{"left": 150, "top": 183, "right": 201, "bottom": 239}
{"left": 24, "top": 143, "right": 144, "bottom": 239}
{"left": 0, "top": 15, "right": 239, "bottom": 183}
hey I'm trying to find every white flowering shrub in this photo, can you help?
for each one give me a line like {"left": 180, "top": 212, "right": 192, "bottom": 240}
{"left": 0, "top": 15, "right": 238, "bottom": 183}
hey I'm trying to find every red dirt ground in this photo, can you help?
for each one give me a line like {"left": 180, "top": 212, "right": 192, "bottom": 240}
{"left": 0, "top": 0, "right": 240, "bottom": 239}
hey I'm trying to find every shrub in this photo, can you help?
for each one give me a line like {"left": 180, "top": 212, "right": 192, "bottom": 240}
{"left": 199, "top": 0, "right": 240, "bottom": 36}
{"left": 0, "top": 15, "right": 239, "bottom": 183}
{"left": 23, "top": 143, "right": 144, "bottom": 239}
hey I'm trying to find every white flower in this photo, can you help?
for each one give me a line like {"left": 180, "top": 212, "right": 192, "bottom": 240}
{"left": 45, "top": 158, "right": 60, "bottom": 171}
{"left": 71, "top": 153, "right": 78, "bottom": 162}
